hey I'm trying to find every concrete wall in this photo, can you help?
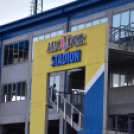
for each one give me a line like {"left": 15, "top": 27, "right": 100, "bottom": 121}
{"left": 108, "top": 86, "right": 134, "bottom": 114}
{"left": 0, "top": 101, "right": 26, "bottom": 124}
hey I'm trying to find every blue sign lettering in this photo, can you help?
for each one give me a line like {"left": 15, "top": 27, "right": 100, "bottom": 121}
{"left": 51, "top": 50, "right": 81, "bottom": 67}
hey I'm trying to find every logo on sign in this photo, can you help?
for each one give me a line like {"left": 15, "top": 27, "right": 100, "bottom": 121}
{"left": 61, "top": 35, "right": 69, "bottom": 51}
{"left": 46, "top": 33, "right": 85, "bottom": 53}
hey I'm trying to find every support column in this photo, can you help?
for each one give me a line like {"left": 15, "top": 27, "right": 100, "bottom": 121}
{"left": 59, "top": 117, "right": 64, "bottom": 134}
{"left": 25, "top": 121, "right": 29, "bottom": 134}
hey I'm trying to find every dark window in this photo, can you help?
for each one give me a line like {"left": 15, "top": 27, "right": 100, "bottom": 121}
{"left": 110, "top": 63, "right": 134, "bottom": 88}
{"left": 128, "top": 64, "right": 134, "bottom": 86}
{"left": 4, "top": 40, "right": 29, "bottom": 66}
{"left": 2, "top": 82, "right": 27, "bottom": 102}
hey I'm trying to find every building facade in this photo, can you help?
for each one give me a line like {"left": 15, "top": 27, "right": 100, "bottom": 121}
{"left": 0, "top": 0, "right": 134, "bottom": 134}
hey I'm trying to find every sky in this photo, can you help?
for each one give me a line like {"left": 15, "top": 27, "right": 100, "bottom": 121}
{"left": 0, "top": 0, "right": 75, "bottom": 26}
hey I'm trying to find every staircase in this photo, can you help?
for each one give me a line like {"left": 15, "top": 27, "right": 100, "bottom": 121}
{"left": 49, "top": 87, "right": 84, "bottom": 131}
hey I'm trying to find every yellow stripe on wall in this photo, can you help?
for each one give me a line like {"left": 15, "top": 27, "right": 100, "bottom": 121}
{"left": 30, "top": 23, "right": 107, "bottom": 134}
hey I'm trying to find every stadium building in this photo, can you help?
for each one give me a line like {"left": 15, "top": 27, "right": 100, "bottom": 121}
{"left": 0, "top": 0, "right": 134, "bottom": 134}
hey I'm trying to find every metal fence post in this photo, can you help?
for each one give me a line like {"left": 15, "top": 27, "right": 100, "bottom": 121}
{"left": 78, "top": 113, "right": 82, "bottom": 129}
{"left": 50, "top": 87, "right": 52, "bottom": 102}
{"left": 71, "top": 107, "right": 74, "bottom": 127}
{"left": 64, "top": 100, "right": 66, "bottom": 119}
{"left": 57, "top": 93, "right": 59, "bottom": 112}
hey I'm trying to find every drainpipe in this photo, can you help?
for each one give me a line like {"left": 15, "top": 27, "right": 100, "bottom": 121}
{"left": 62, "top": 8, "right": 70, "bottom": 32}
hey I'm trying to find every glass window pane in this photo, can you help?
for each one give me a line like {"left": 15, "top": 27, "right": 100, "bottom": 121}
{"left": 13, "top": 55, "right": 18, "bottom": 64}
{"left": 113, "top": 13, "right": 121, "bottom": 27}
{"left": 50, "top": 76, "right": 54, "bottom": 87}
{"left": 121, "top": 11, "right": 129, "bottom": 26}
{"left": 55, "top": 76, "right": 60, "bottom": 91}
{"left": 39, "top": 35, "right": 44, "bottom": 40}
{"left": 58, "top": 30, "right": 63, "bottom": 35}
{"left": 19, "top": 41, "right": 24, "bottom": 62}
{"left": 113, "top": 74, "right": 120, "bottom": 87}
{"left": 7, "top": 84, "right": 12, "bottom": 102}
{"left": 13, "top": 43, "right": 19, "bottom": 64}
{"left": 17, "top": 83, "right": 21, "bottom": 101}
{"left": 120, "top": 65, "right": 127, "bottom": 86}
{"left": 71, "top": 26, "right": 77, "bottom": 31}
{"left": 51, "top": 31, "right": 57, "bottom": 37}
{"left": 128, "top": 64, "right": 134, "bottom": 86}
{"left": 45, "top": 33, "right": 50, "bottom": 39}
{"left": 130, "top": 11, "right": 134, "bottom": 29}
{"left": 33, "top": 37, "right": 38, "bottom": 42}
{"left": 21, "top": 82, "right": 26, "bottom": 100}
{"left": 8, "top": 44, "right": 13, "bottom": 64}
{"left": 93, "top": 19, "right": 100, "bottom": 25}
{"left": 108, "top": 115, "right": 116, "bottom": 130}
{"left": 4, "top": 45, "right": 9, "bottom": 65}
{"left": 12, "top": 84, "right": 17, "bottom": 101}
{"left": 14, "top": 43, "right": 18, "bottom": 54}
{"left": 78, "top": 24, "right": 85, "bottom": 30}
{"left": 131, "top": 11, "right": 134, "bottom": 23}
{"left": 32, "top": 37, "right": 38, "bottom": 60}
{"left": 118, "top": 116, "right": 128, "bottom": 131}
{"left": 101, "top": 17, "right": 108, "bottom": 23}
{"left": 24, "top": 40, "right": 29, "bottom": 61}
{"left": 3, "top": 85, "right": 7, "bottom": 102}
{"left": 110, "top": 66, "right": 120, "bottom": 88}
{"left": 85, "top": 22, "right": 91, "bottom": 27}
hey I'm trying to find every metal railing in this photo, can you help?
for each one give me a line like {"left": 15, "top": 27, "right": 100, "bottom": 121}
{"left": 110, "top": 23, "right": 134, "bottom": 49}
{"left": 49, "top": 87, "right": 84, "bottom": 131}
{"left": 60, "top": 90, "right": 84, "bottom": 113}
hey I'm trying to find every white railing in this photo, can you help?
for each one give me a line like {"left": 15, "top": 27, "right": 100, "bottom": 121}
{"left": 50, "top": 87, "right": 84, "bottom": 131}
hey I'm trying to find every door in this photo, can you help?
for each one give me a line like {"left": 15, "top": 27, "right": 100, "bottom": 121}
{"left": 49, "top": 71, "right": 64, "bottom": 92}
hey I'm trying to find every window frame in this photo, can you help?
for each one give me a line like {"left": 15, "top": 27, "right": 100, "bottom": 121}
{"left": 70, "top": 17, "right": 108, "bottom": 32}
{"left": 3, "top": 39, "right": 29, "bottom": 67}
{"left": 109, "top": 63, "right": 134, "bottom": 89}
{"left": 1, "top": 81, "right": 27, "bottom": 103}
{"left": 112, "top": 9, "right": 134, "bottom": 28}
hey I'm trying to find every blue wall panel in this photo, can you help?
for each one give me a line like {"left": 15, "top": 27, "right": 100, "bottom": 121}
{"left": 83, "top": 72, "right": 104, "bottom": 134}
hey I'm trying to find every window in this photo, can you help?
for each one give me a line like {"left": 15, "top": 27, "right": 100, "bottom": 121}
{"left": 4, "top": 40, "right": 29, "bottom": 66}
{"left": 71, "top": 26, "right": 77, "bottom": 31}
{"left": 110, "top": 64, "right": 134, "bottom": 88}
{"left": 93, "top": 19, "right": 100, "bottom": 25}
{"left": 2, "top": 82, "right": 26, "bottom": 102}
{"left": 128, "top": 64, "right": 134, "bottom": 86}
{"left": 50, "top": 75, "right": 61, "bottom": 91}
{"left": 113, "top": 14, "right": 121, "bottom": 27}
{"left": 71, "top": 17, "right": 108, "bottom": 31}
{"left": 113, "top": 10, "right": 134, "bottom": 27}
{"left": 85, "top": 22, "right": 91, "bottom": 27}
{"left": 51, "top": 31, "right": 57, "bottom": 37}
{"left": 78, "top": 24, "right": 85, "bottom": 29}
{"left": 32, "top": 29, "right": 64, "bottom": 60}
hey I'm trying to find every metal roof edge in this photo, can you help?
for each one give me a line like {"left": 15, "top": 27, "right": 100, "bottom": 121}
{"left": 0, "top": 0, "right": 101, "bottom": 33}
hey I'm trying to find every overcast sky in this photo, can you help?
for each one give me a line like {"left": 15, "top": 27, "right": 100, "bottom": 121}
{"left": 0, "top": 0, "right": 75, "bottom": 26}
